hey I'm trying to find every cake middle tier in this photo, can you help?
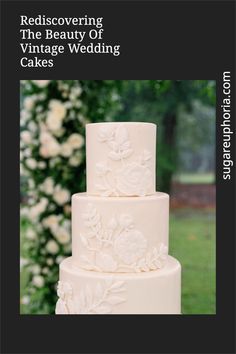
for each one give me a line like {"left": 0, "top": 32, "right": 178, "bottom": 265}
{"left": 72, "top": 192, "right": 169, "bottom": 273}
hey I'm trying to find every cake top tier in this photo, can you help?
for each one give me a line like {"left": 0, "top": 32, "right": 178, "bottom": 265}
{"left": 86, "top": 122, "right": 157, "bottom": 197}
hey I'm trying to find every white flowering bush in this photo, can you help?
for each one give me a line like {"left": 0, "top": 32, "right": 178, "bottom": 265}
{"left": 20, "top": 80, "right": 121, "bottom": 314}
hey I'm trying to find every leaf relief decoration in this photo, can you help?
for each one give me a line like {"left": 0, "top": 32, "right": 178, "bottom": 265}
{"left": 79, "top": 203, "right": 168, "bottom": 273}
{"left": 95, "top": 124, "right": 152, "bottom": 196}
{"left": 55, "top": 279, "right": 126, "bottom": 314}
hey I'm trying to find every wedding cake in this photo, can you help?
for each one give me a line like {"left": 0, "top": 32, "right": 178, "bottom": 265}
{"left": 55, "top": 122, "right": 181, "bottom": 314}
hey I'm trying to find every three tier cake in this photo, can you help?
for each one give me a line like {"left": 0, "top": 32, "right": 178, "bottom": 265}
{"left": 55, "top": 122, "right": 181, "bottom": 314}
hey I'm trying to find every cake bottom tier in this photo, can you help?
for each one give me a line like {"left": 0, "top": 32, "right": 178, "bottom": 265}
{"left": 56, "top": 256, "right": 181, "bottom": 315}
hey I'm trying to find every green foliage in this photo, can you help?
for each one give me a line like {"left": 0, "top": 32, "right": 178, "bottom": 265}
{"left": 115, "top": 80, "right": 216, "bottom": 191}
{"left": 20, "top": 80, "right": 122, "bottom": 314}
{"left": 20, "top": 80, "right": 216, "bottom": 314}
{"left": 176, "top": 101, "right": 215, "bottom": 173}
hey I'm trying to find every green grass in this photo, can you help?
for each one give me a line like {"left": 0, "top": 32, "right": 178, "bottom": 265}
{"left": 20, "top": 208, "right": 216, "bottom": 314}
{"left": 170, "top": 208, "right": 216, "bottom": 314}
{"left": 173, "top": 172, "right": 215, "bottom": 184}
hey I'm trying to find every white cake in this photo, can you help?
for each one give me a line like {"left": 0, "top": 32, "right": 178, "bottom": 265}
{"left": 56, "top": 122, "right": 181, "bottom": 314}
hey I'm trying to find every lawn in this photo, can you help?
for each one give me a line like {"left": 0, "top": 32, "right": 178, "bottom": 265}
{"left": 173, "top": 172, "right": 215, "bottom": 184}
{"left": 20, "top": 208, "right": 216, "bottom": 314}
{"left": 170, "top": 208, "right": 216, "bottom": 314}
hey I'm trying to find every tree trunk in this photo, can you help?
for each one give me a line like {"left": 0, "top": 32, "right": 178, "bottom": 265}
{"left": 160, "top": 112, "right": 177, "bottom": 193}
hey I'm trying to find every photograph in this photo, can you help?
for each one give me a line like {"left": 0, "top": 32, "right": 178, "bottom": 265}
{"left": 20, "top": 80, "right": 216, "bottom": 315}
{"left": 1, "top": 1, "right": 235, "bottom": 353}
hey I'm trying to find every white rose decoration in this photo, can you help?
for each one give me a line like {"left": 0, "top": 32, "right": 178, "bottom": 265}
{"left": 21, "top": 130, "right": 32, "bottom": 144}
{"left": 43, "top": 215, "right": 59, "bottom": 233}
{"left": 98, "top": 125, "right": 114, "bottom": 142}
{"left": 47, "top": 139, "right": 61, "bottom": 157}
{"left": 20, "top": 257, "right": 29, "bottom": 269}
{"left": 21, "top": 295, "right": 30, "bottom": 305}
{"left": 30, "top": 264, "right": 41, "bottom": 275}
{"left": 32, "top": 275, "right": 44, "bottom": 288}
{"left": 29, "top": 206, "right": 40, "bottom": 220}
{"left": 159, "top": 243, "right": 168, "bottom": 260}
{"left": 41, "top": 177, "right": 54, "bottom": 195}
{"left": 61, "top": 143, "right": 73, "bottom": 157}
{"left": 114, "top": 229, "right": 147, "bottom": 264}
{"left": 39, "top": 131, "right": 61, "bottom": 158}
{"left": 55, "top": 227, "right": 70, "bottom": 245}
{"left": 49, "top": 99, "right": 66, "bottom": 120}
{"left": 46, "top": 112, "right": 63, "bottom": 132}
{"left": 46, "top": 258, "right": 53, "bottom": 266}
{"left": 26, "top": 228, "right": 36, "bottom": 240}
{"left": 32, "top": 80, "right": 50, "bottom": 88}
{"left": 67, "top": 133, "right": 84, "bottom": 149}
{"left": 24, "top": 96, "right": 35, "bottom": 110}
{"left": 42, "top": 267, "right": 49, "bottom": 275}
{"left": 28, "top": 121, "right": 37, "bottom": 133}
{"left": 46, "top": 240, "right": 59, "bottom": 254}
{"left": 20, "top": 109, "right": 31, "bottom": 124}
{"left": 29, "top": 198, "right": 48, "bottom": 220}
{"left": 24, "top": 148, "right": 31, "bottom": 158}
{"left": 116, "top": 162, "right": 152, "bottom": 196}
{"left": 46, "top": 100, "right": 66, "bottom": 133}
{"left": 69, "top": 153, "right": 83, "bottom": 167}
{"left": 73, "top": 86, "right": 82, "bottom": 96}
{"left": 38, "top": 161, "right": 46, "bottom": 169}
{"left": 53, "top": 186, "right": 70, "bottom": 205}
{"left": 26, "top": 158, "right": 37, "bottom": 170}
{"left": 40, "top": 131, "right": 53, "bottom": 144}
{"left": 40, "top": 143, "right": 59, "bottom": 158}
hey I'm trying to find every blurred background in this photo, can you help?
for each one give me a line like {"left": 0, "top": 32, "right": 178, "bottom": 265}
{"left": 20, "top": 80, "right": 216, "bottom": 314}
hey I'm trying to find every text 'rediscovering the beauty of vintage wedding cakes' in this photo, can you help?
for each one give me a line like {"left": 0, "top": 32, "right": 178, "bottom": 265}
{"left": 56, "top": 122, "right": 181, "bottom": 314}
